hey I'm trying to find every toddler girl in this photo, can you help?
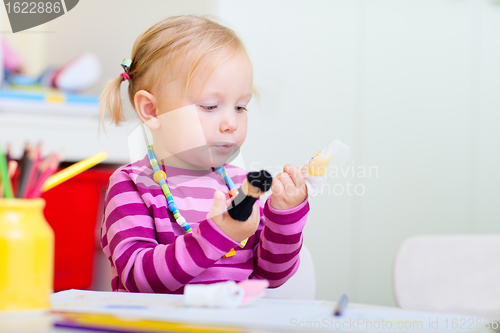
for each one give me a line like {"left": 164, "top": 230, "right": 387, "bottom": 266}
{"left": 99, "top": 15, "right": 309, "bottom": 293}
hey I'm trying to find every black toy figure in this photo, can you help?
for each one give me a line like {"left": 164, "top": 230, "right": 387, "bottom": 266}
{"left": 228, "top": 170, "right": 273, "bottom": 221}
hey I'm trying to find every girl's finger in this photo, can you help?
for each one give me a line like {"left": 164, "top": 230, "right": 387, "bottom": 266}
{"left": 251, "top": 202, "right": 260, "bottom": 225}
{"left": 283, "top": 164, "right": 304, "bottom": 188}
{"left": 276, "top": 172, "right": 294, "bottom": 192}
{"left": 271, "top": 176, "right": 284, "bottom": 196}
{"left": 209, "top": 190, "right": 226, "bottom": 221}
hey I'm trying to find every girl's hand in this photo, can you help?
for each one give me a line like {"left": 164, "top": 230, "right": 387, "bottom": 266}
{"left": 208, "top": 190, "right": 260, "bottom": 243}
{"left": 271, "top": 164, "right": 308, "bottom": 210}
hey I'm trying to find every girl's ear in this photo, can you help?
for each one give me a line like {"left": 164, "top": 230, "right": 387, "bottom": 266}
{"left": 135, "top": 90, "right": 160, "bottom": 130}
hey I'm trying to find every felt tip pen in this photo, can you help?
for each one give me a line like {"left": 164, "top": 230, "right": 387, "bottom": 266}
{"left": 334, "top": 294, "right": 348, "bottom": 316}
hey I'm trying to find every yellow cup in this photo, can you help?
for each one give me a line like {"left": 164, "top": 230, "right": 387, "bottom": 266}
{"left": 0, "top": 198, "right": 54, "bottom": 312}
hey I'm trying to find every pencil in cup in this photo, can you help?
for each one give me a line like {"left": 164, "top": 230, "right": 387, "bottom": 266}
{"left": 17, "top": 147, "right": 35, "bottom": 198}
{"left": 26, "top": 154, "right": 60, "bottom": 199}
{"left": 21, "top": 143, "right": 42, "bottom": 198}
{"left": 0, "top": 161, "right": 17, "bottom": 199}
{"left": 0, "top": 142, "right": 14, "bottom": 198}
{"left": 13, "top": 142, "right": 29, "bottom": 196}
{"left": 41, "top": 151, "right": 108, "bottom": 193}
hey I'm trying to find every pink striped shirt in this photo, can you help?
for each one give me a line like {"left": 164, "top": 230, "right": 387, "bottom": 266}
{"left": 100, "top": 154, "right": 309, "bottom": 293}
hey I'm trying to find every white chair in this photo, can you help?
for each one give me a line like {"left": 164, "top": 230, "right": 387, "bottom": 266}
{"left": 263, "top": 244, "right": 316, "bottom": 300}
{"left": 393, "top": 235, "right": 500, "bottom": 320}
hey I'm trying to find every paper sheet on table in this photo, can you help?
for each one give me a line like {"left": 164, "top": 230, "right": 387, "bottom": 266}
{"left": 51, "top": 290, "right": 494, "bottom": 332}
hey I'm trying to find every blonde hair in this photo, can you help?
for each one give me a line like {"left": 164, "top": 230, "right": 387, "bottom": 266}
{"left": 99, "top": 15, "right": 247, "bottom": 129}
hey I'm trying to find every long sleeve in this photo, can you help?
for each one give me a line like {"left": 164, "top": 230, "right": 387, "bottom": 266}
{"left": 101, "top": 169, "right": 240, "bottom": 293}
{"left": 250, "top": 195, "right": 309, "bottom": 287}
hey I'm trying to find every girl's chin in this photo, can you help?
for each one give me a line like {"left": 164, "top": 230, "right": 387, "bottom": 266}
{"left": 159, "top": 144, "right": 239, "bottom": 169}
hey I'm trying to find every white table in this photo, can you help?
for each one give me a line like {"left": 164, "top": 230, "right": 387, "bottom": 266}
{"left": 0, "top": 301, "right": 496, "bottom": 333}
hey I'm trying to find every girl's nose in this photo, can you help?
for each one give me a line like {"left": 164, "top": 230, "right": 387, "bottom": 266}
{"left": 220, "top": 108, "right": 238, "bottom": 133}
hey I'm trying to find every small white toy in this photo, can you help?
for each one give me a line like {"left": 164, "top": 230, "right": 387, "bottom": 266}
{"left": 184, "top": 279, "right": 269, "bottom": 308}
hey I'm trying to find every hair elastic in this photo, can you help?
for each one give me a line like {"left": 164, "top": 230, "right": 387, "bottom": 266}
{"left": 120, "top": 58, "right": 132, "bottom": 81}
{"left": 120, "top": 72, "right": 130, "bottom": 81}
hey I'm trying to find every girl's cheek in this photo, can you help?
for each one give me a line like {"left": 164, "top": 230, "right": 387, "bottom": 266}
{"left": 200, "top": 122, "right": 217, "bottom": 142}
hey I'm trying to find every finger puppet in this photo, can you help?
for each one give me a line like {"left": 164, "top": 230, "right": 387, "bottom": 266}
{"left": 302, "top": 140, "right": 350, "bottom": 197}
{"left": 227, "top": 170, "right": 273, "bottom": 221}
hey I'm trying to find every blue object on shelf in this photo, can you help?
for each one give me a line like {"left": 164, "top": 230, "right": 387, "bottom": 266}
{"left": 0, "top": 86, "right": 99, "bottom": 116}
{"left": 0, "top": 88, "right": 98, "bottom": 105}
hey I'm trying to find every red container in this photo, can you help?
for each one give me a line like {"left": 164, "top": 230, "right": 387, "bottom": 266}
{"left": 41, "top": 167, "right": 115, "bottom": 292}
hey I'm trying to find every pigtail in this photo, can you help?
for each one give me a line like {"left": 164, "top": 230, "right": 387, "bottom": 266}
{"left": 99, "top": 76, "right": 126, "bottom": 134}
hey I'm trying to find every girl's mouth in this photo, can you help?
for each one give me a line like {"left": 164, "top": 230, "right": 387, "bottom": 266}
{"left": 211, "top": 143, "right": 234, "bottom": 154}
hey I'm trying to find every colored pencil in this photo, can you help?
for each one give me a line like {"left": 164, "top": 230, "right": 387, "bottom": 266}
{"left": 23, "top": 142, "right": 42, "bottom": 198}
{"left": 4, "top": 161, "right": 19, "bottom": 198}
{"left": 8, "top": 160, "right": 18, "bottom": 179}
{"left": 6, "top": 142, "right": 11, "bottom": 163}
{"left": 42, "top": 151, "right": 107, "bottom": 192}
{"left": 25, "top": 155, "right": 50, "bottom": 199}
{"left": 1, "top": 151, "right": 16, "bottom": 198}
{"left": 26, "top": 154, "right": 59, "bottom": 199}
{"left": 0, "top": 142, "right": 14, "bottom": 198}
{"left": 13, "top": 142, "right": 29, "bottom": 196}
{"left": 17, "top": 147, "right": 35, "bottom": 198}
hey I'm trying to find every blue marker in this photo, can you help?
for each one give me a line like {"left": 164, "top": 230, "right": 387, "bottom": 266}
{"left": 334, "top": 294, "right": 348, "bottom": 316}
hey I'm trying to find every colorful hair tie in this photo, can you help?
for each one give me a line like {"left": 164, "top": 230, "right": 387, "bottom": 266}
{"left": 120, "top": 58, "right": 132, "bottom": 81}
{"left": 120, "top": 72, "right": 130, "bottom": 81}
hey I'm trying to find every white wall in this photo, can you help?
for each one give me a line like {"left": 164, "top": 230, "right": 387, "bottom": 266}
{"left": 212, "top": 0, "right": 500, "bottom": 306}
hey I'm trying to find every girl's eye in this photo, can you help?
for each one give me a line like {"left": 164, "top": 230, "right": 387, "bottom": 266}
{"left": 200, "top": 105, "right": 218, "bottom": 111}
{"left": 236, "top": 106, "right": 248, "bottom": 112}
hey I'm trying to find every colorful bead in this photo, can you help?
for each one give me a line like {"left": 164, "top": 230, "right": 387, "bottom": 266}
{"left": 214, "top": 167, "right": 224, "bottom": 176}
{"left": 223, "top": 248, "right": 236, "bottom": 258}
{"left": 154, "top": 170, "right": 166, "bottom": 183}
{"left": 173, "top": 212, "right": 181, "bottom": 219}
{"left": 147, "top": 146, "right": 155, "bottom": 160}
{"left": 160, "top": 183, "right": 171, "bottom": 195}
{"left": 214, "top": 166, "right": 236, "bottom": 190}
{"left": 239, "top": 238, "right": 248, "bottom": 248}
{"left": 224, "top": 176, "right": 236, "bottom": 190}
{"left": 228, "top": 189, "right": 239, "bottom": 198}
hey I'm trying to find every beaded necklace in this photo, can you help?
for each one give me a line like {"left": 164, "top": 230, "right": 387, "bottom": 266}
{"left": 147, "top": 145, "right": 247, "bottom": 256}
